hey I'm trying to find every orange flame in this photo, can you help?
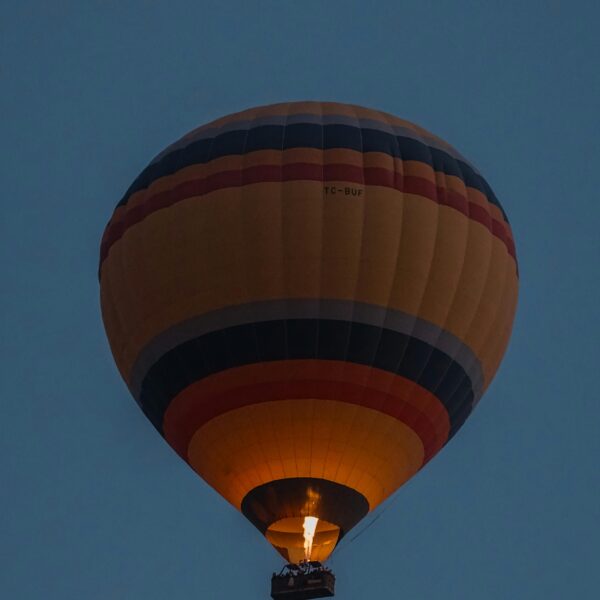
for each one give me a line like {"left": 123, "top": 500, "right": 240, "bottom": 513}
{"left": 303, "top": 516, "right": 319, "bottom": 560}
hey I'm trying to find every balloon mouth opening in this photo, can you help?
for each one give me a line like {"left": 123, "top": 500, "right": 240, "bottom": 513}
{"left": 266, "top": 517, "right": 340, "bottom": 563}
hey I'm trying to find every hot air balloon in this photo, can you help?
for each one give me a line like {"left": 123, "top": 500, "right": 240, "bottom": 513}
{"left": 99, "top": 101, "right": 517, "bottom": 598}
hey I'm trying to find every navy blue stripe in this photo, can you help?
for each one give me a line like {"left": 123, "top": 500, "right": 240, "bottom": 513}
{"left": 116, "top": 124, "right": 506, "bottom": 221}
{"left": 138, "top": 319, "right": 474, "bottom": 439}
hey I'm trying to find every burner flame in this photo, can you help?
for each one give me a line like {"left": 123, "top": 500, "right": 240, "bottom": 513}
{"left": 303, "top": 516, "right": 319, "bottom": 560}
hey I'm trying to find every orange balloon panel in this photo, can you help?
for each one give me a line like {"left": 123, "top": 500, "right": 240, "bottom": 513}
{"left": 99, "top": 101, "right": 518, "bottom": 560}
{"left": 186, "top": 399, "right": 424, "bottom": 510}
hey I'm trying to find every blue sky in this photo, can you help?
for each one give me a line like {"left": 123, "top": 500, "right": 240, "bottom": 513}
{"left": 1, "top": 2, "right": 598, "bottom": 598}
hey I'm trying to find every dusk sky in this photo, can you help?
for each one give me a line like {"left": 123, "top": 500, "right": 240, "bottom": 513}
{"left": 2, "top": 2, "right": 599, "bottom": 599}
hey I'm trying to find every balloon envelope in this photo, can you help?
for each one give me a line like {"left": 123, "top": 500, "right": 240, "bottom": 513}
{"left": 99, "top": 102, "right": 518, "bottom": 562}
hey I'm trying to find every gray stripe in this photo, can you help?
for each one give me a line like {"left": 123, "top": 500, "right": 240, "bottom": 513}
{"left": 129, "top": 299, "right": 484, "bottom": 402}
{"left": 149, "top": 112, "right": 476, "bottom": 172}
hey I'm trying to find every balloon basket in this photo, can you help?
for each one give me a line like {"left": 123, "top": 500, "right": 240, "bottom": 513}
{"left": 271, "top": 561, "right": 335, "bottom": 599}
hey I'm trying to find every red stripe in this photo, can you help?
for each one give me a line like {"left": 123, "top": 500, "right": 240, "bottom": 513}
{"left": 100, "top": 163, "right": 516, "bottom": 266}
{"left": 468, "top": 202, "right": 493, "bottom": 229}
{"left": 163, "top": 378, "right": 448, "bottom": 466}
